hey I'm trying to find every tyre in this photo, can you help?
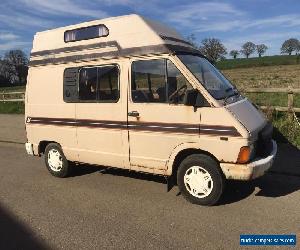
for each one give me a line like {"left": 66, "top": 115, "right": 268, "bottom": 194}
{"left": 44, "top": 143, "right": 70, "bottom": 178}
{"left": 177, "top": 154, "right": 225, "bottom": 206}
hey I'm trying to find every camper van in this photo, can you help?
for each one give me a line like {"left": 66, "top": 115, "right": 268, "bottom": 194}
{"left": 25, "top": 14, "right": 277, "bottom": 205}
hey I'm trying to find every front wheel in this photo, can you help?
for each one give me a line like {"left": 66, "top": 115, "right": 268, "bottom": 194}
{"left": 44, "top": 143, "right": 70, "bottom": 178}
{"left": 177, "top": 154, "right": 225, "bottom": 206}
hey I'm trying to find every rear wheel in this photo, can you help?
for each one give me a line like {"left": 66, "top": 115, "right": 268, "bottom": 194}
{"left": 44, "top": 143, "right": 70, "bottom": 178}
{"left": 177, "top": 154, "right": 224, "bottom": 206}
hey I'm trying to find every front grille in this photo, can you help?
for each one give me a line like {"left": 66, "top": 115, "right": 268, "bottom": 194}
{"left": 256, "top": 122, "right": 273, "bottom": 157}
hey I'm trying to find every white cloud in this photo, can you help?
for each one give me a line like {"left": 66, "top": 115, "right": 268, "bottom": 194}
{"left": 97, "top": 0, "right": 133, "bottom": 5}
{"left": 167, "top": 2, "right": 243, "bottom": 27}
{"left": 19, "top": 0, "right": 108, "bottom": 18}
{"left": 195, "top": 20, "right": 244, "bottom": 32}
{"left": 164, "top": 2, "right": 300, "bottom": 35}
{"left": 243, "top": 14, "right": 300, "bottom": 30}
{"left": 201, "top": 14, "right": 300, "bottom": 33}
{"left": 0, "top": 13, "right": 54, "bottom": 30}
{"left": 0, "top": 31, "right": 30, "bottom": 52}
{"left": 0, "top": 32, "right": 19, "bottom": 41}
{"left": 0, "top": 41, "right": 31, "bottom": 51}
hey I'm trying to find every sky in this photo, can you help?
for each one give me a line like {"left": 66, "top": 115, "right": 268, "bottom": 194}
{"left": 1, "top": 0, "right": 300, "bottom": 57}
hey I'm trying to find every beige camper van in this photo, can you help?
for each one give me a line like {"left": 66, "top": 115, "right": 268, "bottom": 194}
{"left": 25, "top": 14, "right": 277, "bottom": 205}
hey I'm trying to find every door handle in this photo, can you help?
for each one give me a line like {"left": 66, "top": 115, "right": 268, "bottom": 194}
{"left": 128, "top": 111, "right": 140, "bottom": 117}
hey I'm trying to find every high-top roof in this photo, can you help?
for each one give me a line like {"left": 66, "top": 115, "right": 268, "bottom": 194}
{"left": 30, "top": 14, "right": 197, "bottom": 67}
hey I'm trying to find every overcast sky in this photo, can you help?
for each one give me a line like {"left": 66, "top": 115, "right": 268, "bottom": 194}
{"left": 1, "top": 0, "right": 300, "bottom": 57}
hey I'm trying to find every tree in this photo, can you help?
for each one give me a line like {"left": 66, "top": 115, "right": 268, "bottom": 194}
{"left": 240, "top": 42, "right": 256, "bottom": 58}
{"left": 199, "top": 38, "right": 227, "bottom": 63}
{"left": 296, "top": 41, "right": 300, "bottom": 55}
{"left": 3, "top": 50, "right": 28, "bottom": 84}
{"left": 281, "top": 38, "right": 299, "bottom": 55}
{"left": 256, "top": 44, "right": 268, "bottom": 57}
{"left": 229, "top": 50, "right": 239, "bottom": 59}
{"left": 0, "top": 57, "right": 11, "bottom": 86}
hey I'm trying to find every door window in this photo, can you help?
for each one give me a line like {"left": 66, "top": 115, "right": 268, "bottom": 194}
{"left": 131, "top": 59, "right": 192, "bottom": 104}
{"left": 131, "top": 59, "right": 166, "bottom": 103}
{"left": 167, "top": 60, "right": 193, "bottom": 104}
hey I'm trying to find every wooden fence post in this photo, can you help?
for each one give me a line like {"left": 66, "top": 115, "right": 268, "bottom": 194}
{"left": 287, "top": 86, "right": 294, "bottom": 119}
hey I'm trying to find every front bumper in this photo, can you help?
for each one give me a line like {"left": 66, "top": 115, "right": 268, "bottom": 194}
{"left": 25, "top": 142, "right": 34, "bottom": 155}
{"left": 220, "top": 140, "right": 277, "bottom": 180}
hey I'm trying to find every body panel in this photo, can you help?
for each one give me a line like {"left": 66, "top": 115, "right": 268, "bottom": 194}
{"left": 226, "top": 98, "right": 267, "bottom": 139}
{"left": 25, "top": 66, "right": 78, "bottom": 161}
{"left": 126, "top": 56, "right": 201, "bottom": 170}
{"left": 74, "top": 61, "right": 128, "bottom": 168}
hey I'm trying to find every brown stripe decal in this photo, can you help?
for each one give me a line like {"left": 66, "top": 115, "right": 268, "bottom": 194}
{"left": 26, "top": 117, "right": 241, "bottom": 137}
{"left": 129, "top": 121, "right": 199, "bottom": 134}
{"left": 30, "top": 41, "right": 121, "bottom": 57}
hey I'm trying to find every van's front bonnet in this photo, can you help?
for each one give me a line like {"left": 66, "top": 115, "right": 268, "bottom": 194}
{"left": 226, "top": 98, "right": 267, "bottom": 139}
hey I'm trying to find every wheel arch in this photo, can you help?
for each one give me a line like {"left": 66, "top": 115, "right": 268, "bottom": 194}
{"left": 166, "top": 143, "right": 219, "bottom": 176}
{"left": 38, "top": 140, "right": 59, "bottom": 155}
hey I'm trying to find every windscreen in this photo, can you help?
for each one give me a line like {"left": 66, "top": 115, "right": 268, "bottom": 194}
{"left": 178, "top": 54, "right": 238, "bottom": 100}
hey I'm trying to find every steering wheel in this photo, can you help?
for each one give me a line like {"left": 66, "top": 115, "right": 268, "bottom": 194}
{"left": 169, "top": 85, "right": 187, "bottom": 103}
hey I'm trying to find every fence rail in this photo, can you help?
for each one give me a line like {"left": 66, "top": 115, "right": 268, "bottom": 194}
{"left": 0, "top": 91, "right": 25, "bottom": 102}
{"left": 1, "top": 88, "right": 300, "bottom": 113}
{"left": 240, "top": 87, "right": 300, "bottom": 113}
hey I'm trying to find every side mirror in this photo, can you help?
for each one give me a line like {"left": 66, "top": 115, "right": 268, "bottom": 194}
{"left": 184, "top": 89, "right": 208, "bottom": 107}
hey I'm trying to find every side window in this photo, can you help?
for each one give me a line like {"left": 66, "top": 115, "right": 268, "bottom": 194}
{"left": 98, "top": 66, "right": 119, "bottom": 102}
{"left": 131, "top": 59, "right": 166, "bottom": 103}
{"left": 78, "top": 65, "right": 119, "bottom": 102}
{"left": 131, "top": 59, "right": 193, "bottom": 104}
{"left": 79, "top": 67, "right": 97, "bottom": 101}
{"left": 65, "top": 25, "right": 109, "bottom": 43}
{"left": 63, "top": 67, "right": 79, "bottom": 103}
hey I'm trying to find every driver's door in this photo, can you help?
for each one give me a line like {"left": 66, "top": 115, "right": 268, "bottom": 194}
{"left": 128, "top": 57, "right": 201, "bottom": 172}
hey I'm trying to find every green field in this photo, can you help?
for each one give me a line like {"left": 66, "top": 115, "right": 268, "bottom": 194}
{"left": 0, "top": 102, "right": 24, "bottom": 114}
{"left": 217, "top": 55, "right": 300, "bottom": 70}
{"left": 243, "top": 93, "right": 300, "bottom": 107}
{"left": 221, "top": 64, "right": 300, "bottom": 89}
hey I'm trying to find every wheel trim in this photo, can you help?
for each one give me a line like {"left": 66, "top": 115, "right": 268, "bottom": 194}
{"left": 184, "top": 166, "right": 213, "bottom": 198}
{"left": 48, "top": 149, "right": 63, "bottom": 172}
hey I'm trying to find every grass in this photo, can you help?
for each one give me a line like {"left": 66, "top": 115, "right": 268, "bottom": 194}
{"left": 217, "top": 55, "right": 300, "bottom": 70}
{"left": 269, "top": 112, "right": 300, "bottom": 147}
{"left": 0, "top": 102, "right": 24, "bottom": 114}
{"left": 221, "top": 64, "right": 300, "bottom": 89}
{"left": 243, "top": 93, "right": 300, "bottom": 108}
